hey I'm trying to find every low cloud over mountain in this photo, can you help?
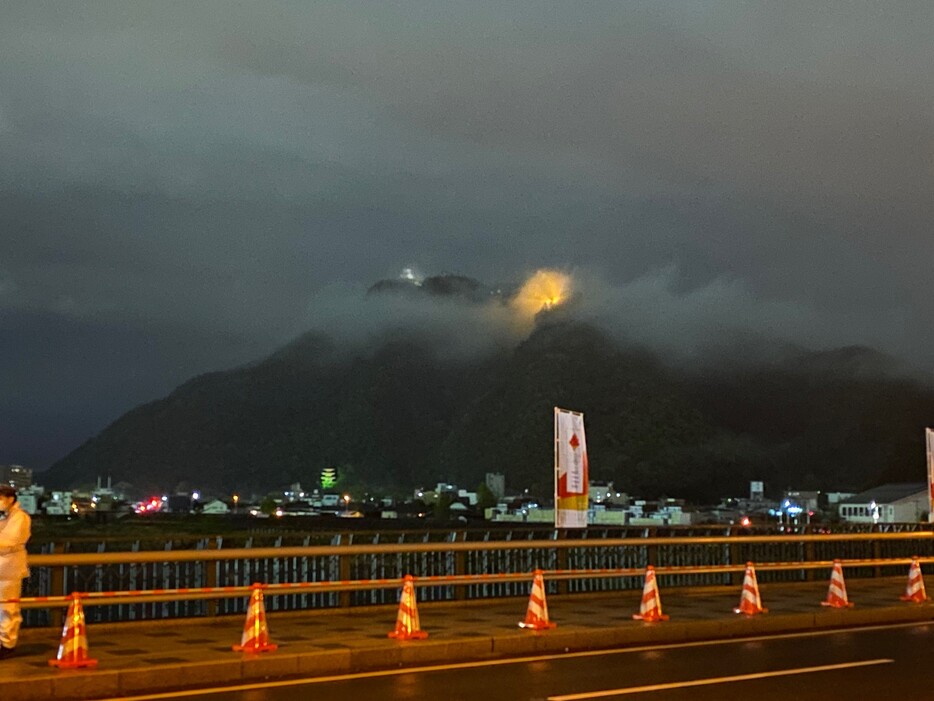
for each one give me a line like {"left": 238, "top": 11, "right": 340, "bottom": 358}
{"left": 43, "top": 272, "right": 934, "bottom": 502}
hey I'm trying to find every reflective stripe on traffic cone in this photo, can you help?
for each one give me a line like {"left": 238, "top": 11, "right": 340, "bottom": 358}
{"left": 633, "top": 565, "right": 669, "bottom": 622}
{"left": 734, "top": 562, "right": 768, "bottom": 615}
{"left": 49, "top": 592, "right": 98, "bottom": 669}
{"left": 901, "top": 557, "right": 929, "bottom": 603}
{"left": 821, "top": 560, "right": 854, "bottom": 608}
{"left": 233, "top": 584, "right": 278, "bottom": 652}
{"left": 519, "top": 569, "right": 556, "bottom": 630}
{"left": 388, "top": 574, "right": 428, "bottom": 640}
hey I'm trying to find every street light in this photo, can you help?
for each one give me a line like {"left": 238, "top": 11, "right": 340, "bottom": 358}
{"left": 232, "top": 494, "right": 239, "bottom": 514}
{"left": 342, "top": 494, "right": 351, "bottom": 515}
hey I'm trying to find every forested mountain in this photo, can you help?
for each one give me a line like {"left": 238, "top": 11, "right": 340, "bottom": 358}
{"left": 43, "top": 278, "right": 934, "bottom": 502}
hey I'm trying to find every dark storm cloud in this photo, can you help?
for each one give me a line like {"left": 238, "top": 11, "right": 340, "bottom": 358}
{"left": 2, "top": 2, "right": 933, "bottom": 466}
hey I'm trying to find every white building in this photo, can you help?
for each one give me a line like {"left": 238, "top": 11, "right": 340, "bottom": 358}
{"left": 201, "top": 499, "right": 230, "bottom": 515}
{"left": 17, "top": 485, "right": 44, "bottom": 515}
{"left": 485, "top": 473, "right": 506, "bottom": 499}
{"left": 44, "top": 491, "right": 73, "bottom": 516}
{"left": 838, "top": 483, "right": 928, "bottom": 524}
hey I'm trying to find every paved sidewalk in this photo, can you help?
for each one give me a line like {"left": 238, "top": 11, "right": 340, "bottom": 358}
{"left": 2, "top": 576, "right": 933, "bottom": 701}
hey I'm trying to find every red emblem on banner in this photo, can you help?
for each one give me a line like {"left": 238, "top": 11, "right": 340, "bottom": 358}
{"left": 569, "top": 434, "right": 579, "bottom": 449}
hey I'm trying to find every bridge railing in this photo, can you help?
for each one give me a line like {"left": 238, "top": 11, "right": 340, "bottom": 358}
{"left": 21, "top": 530, "right": 934, "bottom": 627}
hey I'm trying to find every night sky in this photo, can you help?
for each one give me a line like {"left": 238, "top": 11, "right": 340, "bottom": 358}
{"left": 2, "top": 3, "right": 933, "bottom": 469}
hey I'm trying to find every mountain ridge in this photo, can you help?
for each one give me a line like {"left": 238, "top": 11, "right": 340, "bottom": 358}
{"left": 42, "top": 312, "right": 934, "bottom": 502}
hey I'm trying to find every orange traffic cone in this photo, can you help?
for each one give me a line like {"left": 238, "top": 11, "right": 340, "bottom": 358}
{"left": 821, "top": 560, "right": 854, "bottom": 608}
{"left": 233, "top": 584, "right": 278, "bottom": 653}
{"left": 519, "top": 569, "right": 556, "bottom": 630}
{"left": 901, "top": 557, "right": 929, "bottom": 603}
{"left": 48, "top": 592, "right": 98, "bottom": 669}
{"left": 734, "top": 562, "right": 768, "bottom": 615}
{"left": 633, "top": 565, "right": 669, "bottom": 622}
{"left": 388, "top": 574, "right": 428, "bottom": 640}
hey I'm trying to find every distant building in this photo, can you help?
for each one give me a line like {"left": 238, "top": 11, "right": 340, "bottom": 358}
{"left": 588, "top": 481, "right": 627, "bottom": 505}
{"left": 838, "top": 483, "right": 928, "bottom": 524}
{"left": 487, "top": 496, "right": 694, "bottom": 525}
{"left": 749, "top": 481, "right": 764, "bottom": 500}
{"left": 0, "top": 465, "right": 32, "bottom": 490}
{"left": 783, "top": 490, "right": 820, "bottom": 513}
{"left": 284, "top": 483, "right": 305, "bottom": 501}
{"left": 319, "top": 493, "right": 341, "bottom": 509}
{"left": 201, "top": 499, "right": 230, "bottom": 515}
{"left": 589, "top": 480, "right": 614, "bottom": 503}
{"left": 485, "top": 473, "right": 506, "bottom": 500}
{"left": 825, "top": 491, "right": 856, "bottom": 506}
{"left": 280, "top": 500, "right": 317, "bottom": 516}
{"left": 456, "top": 489, "right": 478, "bottom": 506}
{"left": 44, "top": 491, "right": 72, "bottom": 516}
{"left": 166, "top": 494, "right": 193, "bottom": 513}
{"left": 17, "top": 485, "right": 43, "bottom": 515}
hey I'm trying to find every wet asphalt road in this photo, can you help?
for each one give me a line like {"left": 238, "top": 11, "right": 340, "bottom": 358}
{"left": 128, "top": 621, "right": 932, "bottom": 701}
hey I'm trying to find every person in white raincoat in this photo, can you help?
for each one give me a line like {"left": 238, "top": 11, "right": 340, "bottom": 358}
{"left": 0, "top": 485, "right": 31, "bottom": 658}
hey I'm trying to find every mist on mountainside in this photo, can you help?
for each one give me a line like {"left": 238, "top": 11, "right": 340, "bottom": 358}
{"left": 42, "top": 270, "right": 934, "bottom": 501}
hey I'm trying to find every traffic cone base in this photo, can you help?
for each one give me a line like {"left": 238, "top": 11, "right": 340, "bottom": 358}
{"left": 49, "top": 593, "right": 98, "bottom": 669}
{"left": 821, "top": 560, "right": 854, "bottom": 609}
{"left": 233, "top": 585, "right": 278, "bottom": 653}
{"left": 901, "top": 558, "right": 929, "bottom": 603}
{"left": 633, "top": 565, "right": 669, "bottom": 622}
{"left": 734, "top": 563, "right": 768, "bottom": 615}
{"left": 388, "top": 575, "right": 428, "bottom": 640}
{"left": 519, "top": 569, "right": 556, "bottom": 630}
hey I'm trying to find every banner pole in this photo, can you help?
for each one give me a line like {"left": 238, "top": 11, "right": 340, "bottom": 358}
{"left": 927, "top": 428, "right": 934, "bottom": 523}
{"left": 554, "top": 407, "right": 559, "bottom": 530}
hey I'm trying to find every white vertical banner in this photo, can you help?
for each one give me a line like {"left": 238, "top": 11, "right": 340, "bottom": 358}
{"left": 927, "top": 428, "right": 934, "bottom": 522}
{"left": 555, "top": 407, "right": 588, "bottom": 528}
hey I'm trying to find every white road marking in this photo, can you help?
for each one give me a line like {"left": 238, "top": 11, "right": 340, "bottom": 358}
{"left": 546, "top": 658, "right": 894, "bottom": 700}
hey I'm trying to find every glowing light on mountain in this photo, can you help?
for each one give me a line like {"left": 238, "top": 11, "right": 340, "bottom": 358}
{"left": 399, "top": 267, "right": 423, "bottom": 286}
{"left": 512, "top": 269, "right": 572, "bottom": 318}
